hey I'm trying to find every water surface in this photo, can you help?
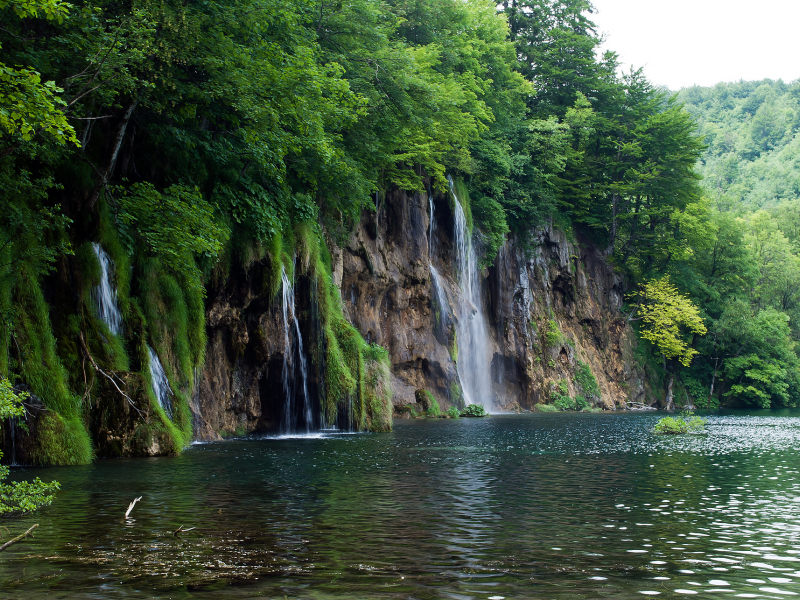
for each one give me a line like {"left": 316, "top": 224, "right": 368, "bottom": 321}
{"left": 3, "top": 411, "right": 800, "bottom": 599}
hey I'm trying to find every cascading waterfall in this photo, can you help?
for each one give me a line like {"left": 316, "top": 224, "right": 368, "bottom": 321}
{"left": 92, "top": 243, "right": 123, "bottom": 335}
{"left": 280, "top": 266, "right": 312, "bottom": 433}
{"left": 449, "top": 176, "right": 493, "bottom": 409}
{"left": 428, "top": 185, "right": 450, "bottom": 336}
{"left": 148, "top": 345, "right": 173, "bottom": 419}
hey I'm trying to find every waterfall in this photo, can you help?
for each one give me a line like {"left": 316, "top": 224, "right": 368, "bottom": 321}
{"left": 148, "top": 346, "right": 173, "bottom": 419}
{"left": 428, "top": 184, "right": 435, "bottom": 256}
{"left": 92, "top": 243, "right": 123, "bottom": 335}
{"left": 280, "top": 267, "right": 312, "bottom": 433}
{"left": 449, "top": 176, "right": 492, "bottom": 409}
{"left": 430, "top": 265, "right": 450, "bottom": 337}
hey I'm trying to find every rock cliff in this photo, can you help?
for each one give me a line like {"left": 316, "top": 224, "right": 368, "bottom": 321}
{"left": 331, "top": 183, "right": 648, "bottom": 414}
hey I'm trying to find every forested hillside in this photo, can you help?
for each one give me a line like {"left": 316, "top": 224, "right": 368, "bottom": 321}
{"left": 1, "top": 0, "right": 797, "bottom": 465}
{"left": 678, "top": 80, "right": 800, "bottom": 208}
{"left": 654, "top": 81, "right": 800, "bottom": 409}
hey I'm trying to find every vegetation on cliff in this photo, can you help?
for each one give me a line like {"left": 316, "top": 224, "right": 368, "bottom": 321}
{"left": 2, "top": 0, "right": 799, "bottom": 467}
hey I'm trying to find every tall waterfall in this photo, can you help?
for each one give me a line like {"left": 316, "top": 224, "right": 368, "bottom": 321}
{"left": 92, "top": 243, "right": 122, "bottom": 335}
{"left": 449, "top": 176, "right": 492, "bottom": 409}
{"left": 148, "top": 345, "right": 173, "bottom": 419}
{"left": 428, "top": 185, "right": 450, "bottom": 336}
{"left": 281, "top": 266, "right": 312, "bottom": 433}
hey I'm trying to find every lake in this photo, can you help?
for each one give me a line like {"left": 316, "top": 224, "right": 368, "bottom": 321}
{"left": 2, "top": 411, "right": 800, "bottom": 599}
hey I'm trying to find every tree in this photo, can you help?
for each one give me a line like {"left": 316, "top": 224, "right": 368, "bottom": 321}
{"left": 629, "top": 276, "right": 707, "bottom": 408}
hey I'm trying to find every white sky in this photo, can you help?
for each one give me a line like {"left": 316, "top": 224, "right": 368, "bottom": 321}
{"left": 591, "top": 0, "right": 800, "bottom": 90}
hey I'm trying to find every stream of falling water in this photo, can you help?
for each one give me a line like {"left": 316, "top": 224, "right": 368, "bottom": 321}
{"left": 280, "top": 266, "right": 312, "bottom": 433}
{"left": 147, "top": 346, "right": 173, "bottom": 419}
{"left": 449, "top": 176, "right": 492, "bottom": 409}
{"left": 92, "top": 243, "right": 123, "bottom": 335}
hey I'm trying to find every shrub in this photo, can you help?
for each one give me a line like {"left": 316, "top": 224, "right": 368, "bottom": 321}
{"left": 574, "top": 361, "right": 601, "bottom": 401}
{"left": 461, "top": 404, "right": 487, "bottom": 417}
{"left": 545, "top": 320, "right": 561, "bottom": 346}
{"left": 654, "top": 412, "right": 707, "bottom": 435}
{"left": 446, "top": 406, "right": 460, "bottom": 418}
{"left": 534, "top": 403, "right": 558, "bottom": 412}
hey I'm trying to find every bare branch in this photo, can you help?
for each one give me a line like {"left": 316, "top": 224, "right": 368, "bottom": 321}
{"left": 0, "top": 524, "right": 38, "bottom": 553}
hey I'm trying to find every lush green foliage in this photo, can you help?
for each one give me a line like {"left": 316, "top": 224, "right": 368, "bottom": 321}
{"left": 574, "top": 361, "right": 600, "bottom": 401}
{"left": 654, "top": 413, "right": 707, "bottom": 435}
{"left": 551, "top": 378, "right": 590, "bottom": 411}
{"left": 446, "top": 406, "right": 460, "bottom": 418}
{"left": 0, "top": 378, "right": 59, "bottom": 514}
{"left": 461, "top": 404, "right": 488, "bottom": 417}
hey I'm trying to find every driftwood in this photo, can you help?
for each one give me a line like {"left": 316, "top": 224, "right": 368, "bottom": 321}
{"left": 125, "top": 496, "right": 142, "bottom": 519}
{"left": 0, "top": 524, "right": 38, "bottom": 553}
{"left": 173, "top": 525, "right": 196, "bottom": 537}
{"left": 627, "top": 402, "right": 657, "bottom": 411}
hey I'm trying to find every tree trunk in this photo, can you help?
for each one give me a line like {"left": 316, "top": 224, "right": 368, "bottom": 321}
{"left": 709, "top": 357, "right": 719, "bottom": 408}
{"left": 606, "top": 192, "right": 618, "bottom": 256}
{"left": 665, "top": 373, "right": 674, "bottom": 411}
{"left": 86, "top": 100, "right": 138, "bottom": 211}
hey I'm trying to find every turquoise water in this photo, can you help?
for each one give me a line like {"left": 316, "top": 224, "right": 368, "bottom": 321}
{"left": 2, "top": 411, "right": 800, "bottom": 599}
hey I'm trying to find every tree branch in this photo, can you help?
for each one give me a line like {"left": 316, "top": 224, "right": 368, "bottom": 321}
{"left": 0, "top": 524, "right": 38, "bottom": 553}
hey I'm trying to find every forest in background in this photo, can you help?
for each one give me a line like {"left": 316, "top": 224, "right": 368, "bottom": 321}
{"left": 666, "top": 81, "right": 800, "bottom": 409}
{"left": 1, "top": 0, "right": 799, "bottom": 466}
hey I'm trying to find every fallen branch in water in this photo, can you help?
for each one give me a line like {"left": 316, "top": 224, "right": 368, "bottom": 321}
{"left": 125, "top": 496, "right": 142, "bottom": 519}
{"left": 627, "top": 402, "right": 657, "bottom": 411}
{"left": 0, "top": 524, "right": 38, "bottom": 552}
{"left": 173, "top": 525, "right": 196, "bottom": 537}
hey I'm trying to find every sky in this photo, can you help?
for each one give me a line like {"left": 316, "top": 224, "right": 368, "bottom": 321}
{"left": 591, "top": 0, "right": 800, "bottom": 90}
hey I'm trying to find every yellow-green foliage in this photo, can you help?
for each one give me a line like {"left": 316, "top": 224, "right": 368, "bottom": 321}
{"left": 630, "top": 276, "right": 707, "bottom": 366}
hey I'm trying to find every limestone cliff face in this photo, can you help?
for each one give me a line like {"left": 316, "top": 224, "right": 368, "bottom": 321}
{"left": 191, "top": 263, "right": 293, "bottom": 440}
{"left": 332, "top": 184, "right": 647, "bottom": 413}
{"left": 183, "top": 182, "right": 650, "bottom": 440}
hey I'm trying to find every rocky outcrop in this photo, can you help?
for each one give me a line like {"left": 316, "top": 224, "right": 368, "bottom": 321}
{"left": 332, "top": 183, "right": 648, "bottom": 413}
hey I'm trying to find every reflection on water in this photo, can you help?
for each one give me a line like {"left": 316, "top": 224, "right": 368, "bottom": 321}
{"left": 2, "top": 411, "right": 800, "bottom": 599}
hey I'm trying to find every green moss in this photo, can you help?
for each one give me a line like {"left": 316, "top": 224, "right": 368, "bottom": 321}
{"left": 449, "top": 380, "right": 465, "bottom": 409}
{"left": 363, "top": 343, "right": 392, "bottom": 431}
{"left": 28, "top": 411, "right": 93, "bottom": 466}
{"left": 6, "top": 273, "right": 93, "bottom": 465}
{"left": 449, "top": 329, "right": 458, "bottom": 363}
{"left": 533, "top": 403, "right": 558, "bottom": 412}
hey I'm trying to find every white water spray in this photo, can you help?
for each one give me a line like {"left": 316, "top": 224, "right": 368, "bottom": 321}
{"left": 92, "top": 243, "right": 123, "bottom": 335}
{"left": 148, "top": 345, "right": 173, "bottom": 419}
{"left": 281, "top": 266, "right": 312, "bottom": 433}
{"left": 449, "top": 176, "right": 492, "bottom": 409}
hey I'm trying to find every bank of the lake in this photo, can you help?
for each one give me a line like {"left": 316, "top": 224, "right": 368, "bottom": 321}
{"left": 3, "top": 410, "right": 800, "bottom": 599}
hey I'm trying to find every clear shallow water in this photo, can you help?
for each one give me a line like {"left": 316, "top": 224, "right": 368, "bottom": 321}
{"left": 3, "top": 411, "right": 800, "bottom": 599}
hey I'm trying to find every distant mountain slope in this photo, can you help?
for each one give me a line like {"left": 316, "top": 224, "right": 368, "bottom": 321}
{"left": 677, "top": 80, "right": 800, "bottom": 208}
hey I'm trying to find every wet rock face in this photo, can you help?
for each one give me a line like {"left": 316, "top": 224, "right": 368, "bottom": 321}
{"left": 333, "top": 184, "right": 646, "bottom": 413}
{"left": 192, "top": 264, "right": 290, "bottom": 440}
{"left": 192, "top": 183, "right": 647, "bottom": 440}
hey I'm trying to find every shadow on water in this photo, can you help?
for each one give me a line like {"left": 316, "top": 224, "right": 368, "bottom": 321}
{"left": 2, "top": 410, "right": 800, "bottom": 598}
